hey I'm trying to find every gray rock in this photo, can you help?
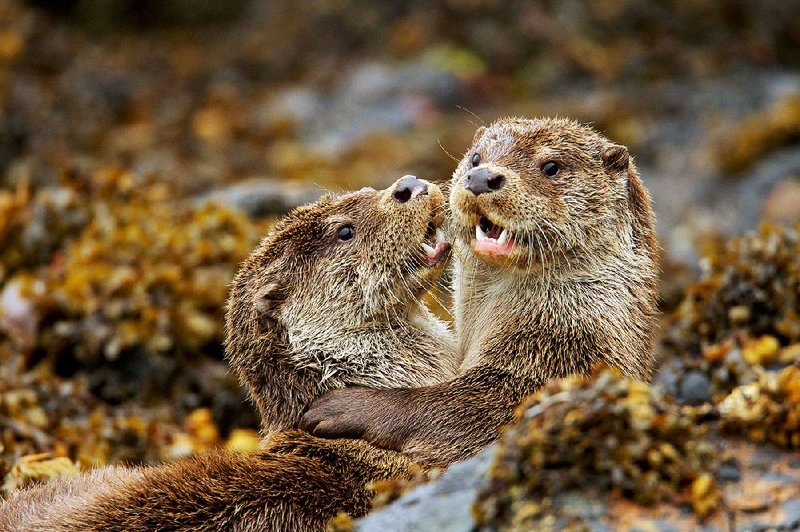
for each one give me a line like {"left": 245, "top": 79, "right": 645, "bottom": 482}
{"left": 716, "top": 458, "right": 741, "bottom": 483}
{"left": 194, "top": 177, "right": 325, "bottom": 217}
{"left": 678, "top": 370, "right": 712, "bottom": 404}
{"left": 356, "top": 447, "right": 494, "bottom": 532}
{"left": 301, "top": 60, "right": 461, "bottom": 156}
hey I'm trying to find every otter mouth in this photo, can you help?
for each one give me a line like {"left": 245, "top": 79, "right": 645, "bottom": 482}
{"left": 474, "top": 216, "right": 515, "bottom": 257}
{"left": 420, "top": 221, "right": 450, "bottom": 267}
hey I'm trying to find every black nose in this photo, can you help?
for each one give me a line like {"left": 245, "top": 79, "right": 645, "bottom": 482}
{"left": 464, "top": 167, "right": 505, "bottom": 195}
{"left": 393, "top": 175, "right": 428, "bottom": 203}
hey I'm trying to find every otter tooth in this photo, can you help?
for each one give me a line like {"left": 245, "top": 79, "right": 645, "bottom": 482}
{"left": 497, "top": 228, "right": 510, "bottom": 246}
{"left": 476, "top": 225, "right": 488, "bottom": 241}
{"left": 421, "top": 243, "right": 437, "bottom": 256}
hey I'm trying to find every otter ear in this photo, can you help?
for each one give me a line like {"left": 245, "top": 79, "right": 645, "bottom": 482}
{"left": 472, "top": 126, "right": 486, "bottom": 144}
{"left": 253, "top": 281, "right": 284, "bottom": 317}
{"left": 601, "top": 143, "right": 629, "bottom": 173}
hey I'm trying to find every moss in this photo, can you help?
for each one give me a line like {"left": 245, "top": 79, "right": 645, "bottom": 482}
{"left": 662, "top": 223, "right": 800, "bottom": 451}
{"left": 475, "top": 372, "right": 717, "bottom": 529}
{"left": 666, "top": 223, "right": 800, "bottom": 395}
{"left": 0, "top": 171, "right": 267, "bottom": 492}
{"left": 671, "top": 223, "right": 800, "bottom": 347}
{"left": 719, "top": 365, "right": 800, "bottom": 450}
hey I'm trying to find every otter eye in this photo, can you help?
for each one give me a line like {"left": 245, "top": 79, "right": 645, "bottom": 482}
{"left": 471, "top": 153, "right": 481, "bottom": 167}
{"left": 541, "top": 161, "right": 560, "bottom": 177}
{"left": 336, "top": 225, "right": 355, "bottom": 242}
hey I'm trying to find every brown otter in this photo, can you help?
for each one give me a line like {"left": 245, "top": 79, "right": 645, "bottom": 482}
{"left": 302, "top": 117, "right": 660, "bottom": 468}
{"left": 0, "top": 176, "right": 458, "bottom": 531}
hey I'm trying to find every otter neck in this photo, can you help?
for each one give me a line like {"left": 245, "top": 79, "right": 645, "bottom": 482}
{"left": 453, "top": 241, "right": 646, "bottom": 378}
{"left": 286, "top": 301, "right": 456, "bottom": 390}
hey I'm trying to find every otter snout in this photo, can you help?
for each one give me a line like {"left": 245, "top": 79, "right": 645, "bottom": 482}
{"left": 392, "top": 175, "right": 429, "bottom": 203}
{"left": 464, "top": 167, "right": 505, "bottom": 195}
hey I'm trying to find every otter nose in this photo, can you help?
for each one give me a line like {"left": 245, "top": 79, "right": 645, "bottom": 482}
{"left": 392, "top": 175, "right": 428, "bottom": 203}
{"left": 464, "top": 167, "right": 505, "bottom": 195}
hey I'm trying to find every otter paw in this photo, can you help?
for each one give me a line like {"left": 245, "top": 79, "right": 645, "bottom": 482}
{"left": 301, "top": 387, "right": 416, "bottom": 453}
{"left": 300, "top": 387, "right": 374, "bottom": 439}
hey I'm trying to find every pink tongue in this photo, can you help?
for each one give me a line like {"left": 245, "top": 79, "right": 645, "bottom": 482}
{"left": 474, "top": 239, "right": 515, "bottom": 256}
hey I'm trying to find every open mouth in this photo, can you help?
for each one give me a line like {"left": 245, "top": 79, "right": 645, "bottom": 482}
{"left": 419, "top": 220, "right": 451, "bottom": 267}
{"left": 474, "top": 216, "right": 515, "bottom": 256}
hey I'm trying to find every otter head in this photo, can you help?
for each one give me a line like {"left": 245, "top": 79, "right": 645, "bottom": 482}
{"left": 249, "top": 176, "right": 449, "bottom": 327}
{"left": 225, "top": 176, "right": 452, "bottom": 428}
{"left": 450, "top": 117, "right": 657, "bottom": 273}
{"left": 450, "top": 117, "right": 659, "bottom": 381}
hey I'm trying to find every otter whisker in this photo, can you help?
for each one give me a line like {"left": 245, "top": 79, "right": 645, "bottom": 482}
{"left": 437, "top": 140, "right": 459, "bottom": 163}
{"left": 456, "top": 105, "right": 486, "bottom": 126}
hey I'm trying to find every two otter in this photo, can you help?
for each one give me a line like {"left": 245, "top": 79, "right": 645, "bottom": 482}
{"left": 1, "top": 117, "right": 659, "bottom": 529}
{"left": 0, "top": 177, "right": 459, "bottom": 531}
{"left": 303, "top": 117, "right": 659, "bottom": 467}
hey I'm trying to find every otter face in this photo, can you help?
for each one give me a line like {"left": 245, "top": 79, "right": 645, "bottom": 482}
{"left": 450, "top": 118, "right": 633, "bottom": 271}
{"left": 251, "top": 176, "right": 450, "bottom": 329}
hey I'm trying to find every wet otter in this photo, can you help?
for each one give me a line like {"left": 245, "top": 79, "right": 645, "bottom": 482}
{"left": 302, "top": 117, "right": 660, "bottom": 468}
{"left": 0, "top": 176, "right": 458, "bottom": 531}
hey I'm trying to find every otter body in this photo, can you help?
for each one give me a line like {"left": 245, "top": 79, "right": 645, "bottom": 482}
{"left": 303, "top": 118, "right": 660, "bottom": 467}
{"left": 0, "top": 177, "right": 457, "bottom": 532}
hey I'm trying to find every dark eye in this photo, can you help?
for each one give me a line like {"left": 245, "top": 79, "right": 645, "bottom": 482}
{"left": 337, "top": 225, "right": 355, "bottom": 242}
{"left": 471, "top": 153, "right": 481, "bottom": 167}
{"left": 541, "top": 161, "right": 560, "bottom": 177}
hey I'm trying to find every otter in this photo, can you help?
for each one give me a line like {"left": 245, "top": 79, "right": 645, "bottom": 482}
{"left": 0, "top": 176, "right": 458, "bottom": 531}
{"left": 302, "top": 117, "right": 660, "bottom": 468}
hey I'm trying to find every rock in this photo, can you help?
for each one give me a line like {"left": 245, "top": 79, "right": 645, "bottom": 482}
{"left": 716, "top": 458, "right": 741, "bottom": 483}
{"left": 300, "top": 60, "right": 461, "bottom": 156}
{"left": 678, "top": 371, "right": 712, "bottom": 404}
{"left": 195, "top": 178, "right": 325, "bottom": 217}
{"left": 253, "top": 88, "right": 323, "bottom": 133}
{"left": 356, "top": 448, "right": 494, "bottom": 532}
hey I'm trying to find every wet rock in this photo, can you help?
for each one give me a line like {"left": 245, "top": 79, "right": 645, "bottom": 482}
{"left": 301, "top": 61, "right": 461, "bottom": 156}
{"left": 678, "top": 371, "right": 712, "bottom": 405}
{"left": 253, "top": 88, "right": 323, "bottom": 134}
{"left": 195, "top": 177, "right": 325, "bottom": 217}
{"left": 356, "top": 448, "right": 493, "bottom": 532}
{"left": 695, "top": 146, "right": 800, "bottom": 237}
{"left": 716, "top": 458, "right": 740, "bottom": 483}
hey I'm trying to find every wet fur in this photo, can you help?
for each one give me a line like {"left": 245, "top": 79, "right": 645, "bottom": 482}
{"left": 0, "top": 183, "right": 457, "bottom": 531}
{"left": 303, "top": 117, "right": 660, "bottom": 468}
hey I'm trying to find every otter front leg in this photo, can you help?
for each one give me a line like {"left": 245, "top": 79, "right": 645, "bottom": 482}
{"left": 301, "top": 367, "right": 543, "bottom": 468}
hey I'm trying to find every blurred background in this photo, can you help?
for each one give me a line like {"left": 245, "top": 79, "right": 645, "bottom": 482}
{"left": 1, "top": 0, "right": 800, "bottom": 526}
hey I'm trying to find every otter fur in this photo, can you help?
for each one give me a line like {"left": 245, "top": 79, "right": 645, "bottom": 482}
{"left": 303, "top": 117, "right": 660, "bottom": 468}
{"left": 0, "top": 177, "right": 458, "bottom": 531}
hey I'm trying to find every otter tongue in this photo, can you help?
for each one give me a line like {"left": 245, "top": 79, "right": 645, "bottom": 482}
{"left": 474, "top": 238, "right": 514, "bottom": 256}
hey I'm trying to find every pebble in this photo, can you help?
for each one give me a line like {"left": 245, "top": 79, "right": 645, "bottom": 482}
{"left": 678, "top": 371, "right": 712, "bottom": 404}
